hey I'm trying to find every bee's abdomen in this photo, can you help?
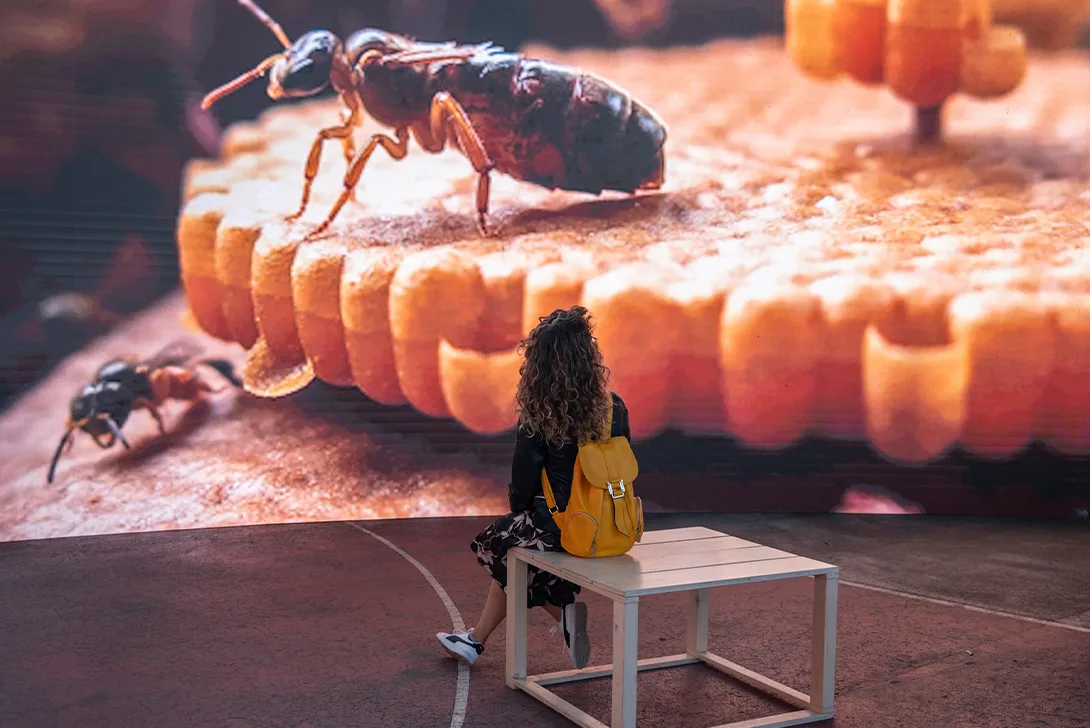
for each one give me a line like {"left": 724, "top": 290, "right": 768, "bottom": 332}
{"left": 502, "top": 59, "right": 666, "bottom": 194}
{"left": 561, "top": 73, "right": 666, "bottom": 194}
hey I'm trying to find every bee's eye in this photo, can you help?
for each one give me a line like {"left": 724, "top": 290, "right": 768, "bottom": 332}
{"left": 70, "top": 398, "right": 90, "bottom": 420}
{"left": 280, "top": 31, "right": 339, "bottom": 97}
{"left": 287, "top": 57, "right": 323, "bottom": 83}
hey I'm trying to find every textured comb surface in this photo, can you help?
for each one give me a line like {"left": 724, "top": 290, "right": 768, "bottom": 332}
{"left": 178, "top": 38, "right": 1090, "bottom": 464}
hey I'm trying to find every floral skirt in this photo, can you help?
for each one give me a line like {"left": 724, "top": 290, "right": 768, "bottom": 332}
{"left": 470, "top": 510, "right": 582, "bottom": 609}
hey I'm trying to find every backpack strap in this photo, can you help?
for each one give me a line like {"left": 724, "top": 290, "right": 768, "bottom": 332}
{"left": 541, "top": 469, "right": 560, "bottom": 515}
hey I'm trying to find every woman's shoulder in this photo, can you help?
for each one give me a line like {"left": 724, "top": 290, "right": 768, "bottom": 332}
{"left": 515, "top": 420, "right": 545, "bottom": 443}
{"left": 516, "top": 421, "right": 566, "bottom": 451}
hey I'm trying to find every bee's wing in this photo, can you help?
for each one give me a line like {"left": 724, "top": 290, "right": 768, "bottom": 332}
{"left": 384, "top": 41, "right": 495, "bottom": 66}
{"left": 141, "top": 339, "right": 204, "bottom": 370}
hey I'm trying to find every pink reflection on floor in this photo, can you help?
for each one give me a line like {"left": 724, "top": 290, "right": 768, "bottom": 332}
{"left": 833, "top": 485, "right": 926, "bottom": 515}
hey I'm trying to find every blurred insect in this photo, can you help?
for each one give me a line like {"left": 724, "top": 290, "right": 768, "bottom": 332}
{"left": 0, "top": 236, "right": 154, "bottom": 409}
{"left": 201, "top": 0, "right": 667, "bottom": 237}
{"left": 593, "top": 0, "right": 674, "bottom": 41}
{"left": 37, "top": 292, "right": 121, "bottom": 338}
{"left": 35, "top": 236, "right": 152, "bottom": 346}
{"left": 47, "top": 342, "right": 242, "bottom": 484}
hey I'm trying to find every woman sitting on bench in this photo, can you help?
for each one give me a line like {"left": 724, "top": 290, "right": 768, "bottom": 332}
{"left": 437, "top": 305, "right": 632, "bottom": 669}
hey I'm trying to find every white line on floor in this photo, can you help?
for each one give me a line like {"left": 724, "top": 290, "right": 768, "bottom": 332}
{"left": 841, "top": 580, "right": 1090, "bottom": 634}
{"left": 346, "top": 522, "right": 471, "bottom": 728}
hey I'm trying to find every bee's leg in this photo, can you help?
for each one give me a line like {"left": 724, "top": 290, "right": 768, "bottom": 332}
{"left": 308, "top": 126, "right": 411, "bottom": 239}
{"left": 198, "top": 358, "right": 243, "bottom": 388}
{"left": 47, "top": 428, "right": 76, "bottom": 484}
{"left": 287, "top": 94, "right": 361, "bottom": 222}
{"left": 134, "top": 398, "right": 167, "bottom": 436}
{"left": 411, "top": 121, "right": 444, "bottom": 154}
{"left": 102, "top": 417, "right": 131, "bottom": 450}
{"left": 340, "top": 106, "right": 364, "bottom": 201}
{"left": 340, "top": 107, "right": 358, "bottom": 164}
{"left": 428, "top": 92, "right": 495, "bottom": 235}
{"left": 90, "top": 433, "right": 114, "bottom": 449}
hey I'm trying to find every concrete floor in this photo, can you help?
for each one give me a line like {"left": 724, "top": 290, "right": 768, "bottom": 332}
{"left": 649, "top": 513, "right": 1090, "bottom": 629}
{"left": 1, "top": 514, "right": 1088, "bottom": 728}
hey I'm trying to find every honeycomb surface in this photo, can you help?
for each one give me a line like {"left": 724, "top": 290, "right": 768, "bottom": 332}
{"left": 179, "top": 38, "right": 1090, "bottom": 464}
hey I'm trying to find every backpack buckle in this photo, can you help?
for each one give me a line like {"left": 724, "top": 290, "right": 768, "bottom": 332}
{"left": 607, "top": 480, "right": 625, "bottom": 499}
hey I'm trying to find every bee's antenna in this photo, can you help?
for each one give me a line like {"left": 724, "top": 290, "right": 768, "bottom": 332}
{"left": 47, "top": 428, "right": 75, "bottom": 484}
{"left": 103, "top": 417, "right": 131, "bottom": 450}
{"left": 201, "top": 53, "right": 282, "bottom": 110}
{"left": 238, "top": 0, "right": 292, "bottom": 49}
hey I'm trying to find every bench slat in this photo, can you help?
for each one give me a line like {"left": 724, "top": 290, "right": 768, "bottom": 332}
{"left": 637, "top": 527, "right": 726, "bottom": 545}
{"left": 629, "top": 535, "right": 760, "bottom": 559}
{"left": 518, "top": 535, "right": 770, "bottom": 573}
{"left": 611, "top": 556, "right": 836, "bottom": 596}
{"left": 513, "top": 550, "right": 833, "bottom": 598}
{"left": 630, "top": 545, "right": 797, "bottom": 574}
{"left": 512, "top": 528, "right": 836, "bottom": 598}
{"left": 527, "top": 544, "right": 798, "bottom": 585}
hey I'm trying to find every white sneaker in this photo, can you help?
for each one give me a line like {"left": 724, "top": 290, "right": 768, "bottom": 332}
{"left": 437, "top": 629, "right": 484, "bottom": 666}
{"left": 558, "top": 602, "right": 591, "bottom": 669}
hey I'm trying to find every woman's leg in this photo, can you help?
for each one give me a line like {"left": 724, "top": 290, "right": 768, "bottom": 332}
{"left": 471, "top": 579, "right": 507, "bottom": 645}
{"left": 471, "top": 579, "right": 560, "bottom": 646}
{"left": 460, "top": 512, "right": 574, "bottom": 648}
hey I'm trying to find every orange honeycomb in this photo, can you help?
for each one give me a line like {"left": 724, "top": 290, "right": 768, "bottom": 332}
{"left": 786, "top": 0, "right": 1030, "bottom": 140}
{"left": 177, "top": 40, "right": 1090, "bottom": 465}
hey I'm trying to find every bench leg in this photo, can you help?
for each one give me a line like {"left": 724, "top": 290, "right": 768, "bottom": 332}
{"left": 809, "top": 573, "right": 838, "bottom": 715}
{"left": 686, "top": 588, "right": 709, "bottom": 655}
{"left": 612, "top": 597, "right": 639, "bottom": 728}
{"left": 506, "top": 553, "right": 529, "bottom": 689}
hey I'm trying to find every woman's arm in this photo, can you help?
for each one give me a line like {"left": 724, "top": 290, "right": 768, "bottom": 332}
{"left": 508, "top": 427, "right": 546, "bottom": 513}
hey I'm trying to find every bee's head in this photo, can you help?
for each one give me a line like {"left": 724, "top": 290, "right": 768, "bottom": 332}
{"left": 68, "top": 384, "right": 97, "bottom": 424}
{"left": 201, "top": 1, "right": 346, "bottom": 110}
{"left": 268, "top": 30, "right": 342, "bottom": 100}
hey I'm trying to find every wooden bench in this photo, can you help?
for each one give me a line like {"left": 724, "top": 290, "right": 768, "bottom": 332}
{"left": 505, "top": 527, "right": 839, "bottom": 728}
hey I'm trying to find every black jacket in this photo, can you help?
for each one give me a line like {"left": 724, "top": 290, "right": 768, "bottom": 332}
{"left": 507, "top": 392, "right": 632, "bottom": 526}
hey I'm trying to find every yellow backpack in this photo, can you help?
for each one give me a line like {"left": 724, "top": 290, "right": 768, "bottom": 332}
{"left": 542, "top": 397, "right": 644, "bottom": 558}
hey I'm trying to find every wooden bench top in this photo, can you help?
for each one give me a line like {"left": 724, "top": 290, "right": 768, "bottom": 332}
{"left": 512, "top": 527, "right": 837, "bottom": 600}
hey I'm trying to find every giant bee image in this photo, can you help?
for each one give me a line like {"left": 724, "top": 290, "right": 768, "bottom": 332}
{"left": 202, "top": 0, "right": 668, "bottom": 237}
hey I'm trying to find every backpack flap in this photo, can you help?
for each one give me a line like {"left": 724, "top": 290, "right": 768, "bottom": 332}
{"left": 578, "top": 438, "right": 638, "bottom": 490}
{"left": 579, "top": 437, "right": 641, "bottom": 538}
{"left": 577, "top": 397, "right": 636, "bottom": 493}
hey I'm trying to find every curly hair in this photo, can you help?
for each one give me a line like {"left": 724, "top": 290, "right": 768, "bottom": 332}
{"left": 515, "top": 306, "right": 613, "bottom": 447}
